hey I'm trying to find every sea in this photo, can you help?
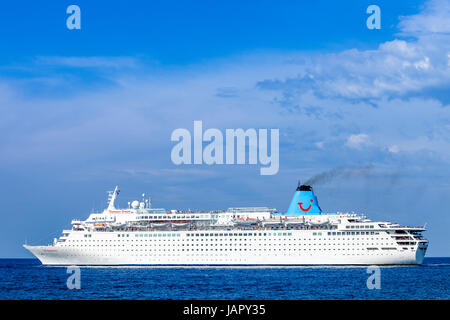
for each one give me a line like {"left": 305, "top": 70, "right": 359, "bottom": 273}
{"left": 0, "top": 258, "right": 448, "bottom": 300}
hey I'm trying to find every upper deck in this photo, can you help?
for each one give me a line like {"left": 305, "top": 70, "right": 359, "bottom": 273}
{"left": 67, "top": 185, "right": 426, "bottom": 236}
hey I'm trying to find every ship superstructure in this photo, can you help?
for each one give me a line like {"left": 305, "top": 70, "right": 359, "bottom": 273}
{"left": 24, "top": 184, "right": 428, "bottom": 265}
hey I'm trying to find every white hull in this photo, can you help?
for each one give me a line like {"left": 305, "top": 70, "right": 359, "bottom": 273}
{"left": 24, "top": 230, "right": 427, "bottom": 266}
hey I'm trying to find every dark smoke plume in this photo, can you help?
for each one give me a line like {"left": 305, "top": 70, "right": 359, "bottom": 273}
{"left": 304, "top": 165, "right": 374, "bottom": 186}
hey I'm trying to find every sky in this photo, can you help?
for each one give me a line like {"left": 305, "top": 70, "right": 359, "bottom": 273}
{"left": 0, "top": 0, "right": 449, "bottom": 257}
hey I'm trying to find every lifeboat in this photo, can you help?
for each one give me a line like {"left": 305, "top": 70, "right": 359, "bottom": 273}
{"left": 151, "top": 223, "right": 169, "bottom": 228}
{"left": 261, "top": 220, "right": 283, "bottom": 227}
{"left": 284, "top": 220, "right": 306, "bottom": 226}
{"left": 109, "top": 222, "right": 127, "bottom": 229}
{"left": 308, "top": 220, "right": 330, "bottom": 226}
{"left": 93, "top": 223, "right": 107, "bottom": 230}
{"left": 171, "top": 222, "right": 190, "bottom": 228}
{"left": 233, "top": 219, "right": 258, "bottom": 226}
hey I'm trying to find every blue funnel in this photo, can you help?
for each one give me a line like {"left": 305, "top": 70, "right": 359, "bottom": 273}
{"left": 286, "top": 184, "right": 322, "bottom": 215}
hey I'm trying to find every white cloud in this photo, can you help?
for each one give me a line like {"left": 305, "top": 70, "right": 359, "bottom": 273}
{"left": 345, "top": 134, "right": 371, "bottom": 150}
{"left": 256, "top": 1, "right": 450, "bottom": 104}
{"left": 398, "top": 0, "right": 450, "bottom": 35}
{"left": 35, "top": 56, "right": 141, "bottom": 69}
{"left": 315, "top": 141, "right": 324, "bottom": 149}
{"left": 388, "top": 145, "right": 400, "bottom": 153}
{"left": 258, "top": 35, "right": 449, "bottom": 102}
{"left": 414, "top": 56, "right": 430, "bottom": 70}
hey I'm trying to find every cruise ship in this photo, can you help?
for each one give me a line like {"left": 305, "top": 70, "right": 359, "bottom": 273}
{"left": 24, "top": 184, "right": 428, "bottom": 265}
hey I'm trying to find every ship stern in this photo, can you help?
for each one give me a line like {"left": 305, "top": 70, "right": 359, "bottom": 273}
{"left": 415, "top": 241, "right": 428, "bottom": 264}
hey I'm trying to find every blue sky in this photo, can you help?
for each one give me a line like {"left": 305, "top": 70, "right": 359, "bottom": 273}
{"left": 1, "top": 0, "right": 450, "bottom": 257}
{"left": 0, "top": 1, "right": 424, "bottom": 64}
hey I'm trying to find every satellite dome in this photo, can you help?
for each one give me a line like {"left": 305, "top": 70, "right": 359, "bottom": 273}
{"left": 131, "top": 200, "right": 139, "bottom": 209}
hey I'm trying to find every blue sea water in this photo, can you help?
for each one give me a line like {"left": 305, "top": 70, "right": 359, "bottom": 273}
{"left": 0, "top": 258, "right": 448, "bottom": 300}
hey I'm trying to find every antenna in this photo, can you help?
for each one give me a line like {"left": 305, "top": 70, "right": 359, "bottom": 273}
{"left": 107, "top": 186, "right": 119, "bottom": 210}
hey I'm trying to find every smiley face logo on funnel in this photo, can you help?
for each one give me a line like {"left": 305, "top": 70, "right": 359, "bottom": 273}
{"left": 298, "top": 199, "right": 313, "bottom": 212}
